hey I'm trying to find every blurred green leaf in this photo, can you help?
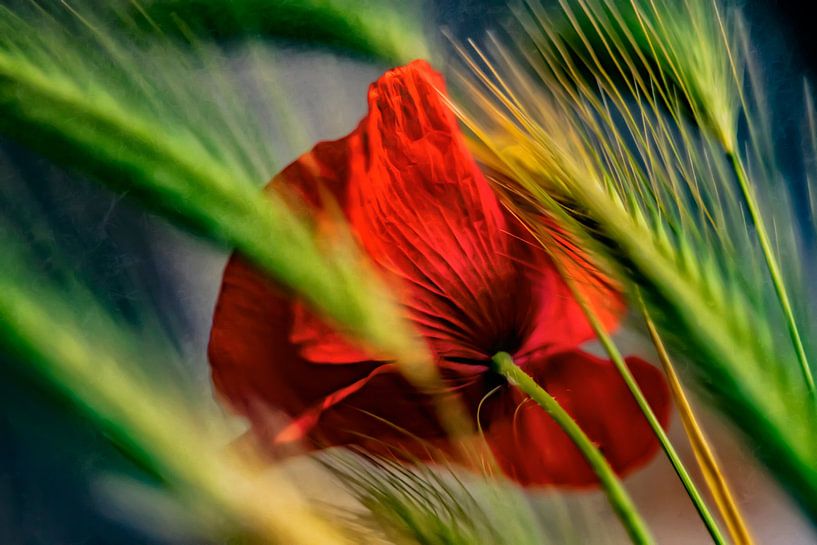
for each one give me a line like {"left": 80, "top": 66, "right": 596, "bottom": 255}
{"left": 129, "top": 0, "right": 433, "bottom": 63}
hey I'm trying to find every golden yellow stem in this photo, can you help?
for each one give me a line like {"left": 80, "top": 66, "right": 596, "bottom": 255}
{"left": 641, "top": 303, "right": 755, "bottom": 545}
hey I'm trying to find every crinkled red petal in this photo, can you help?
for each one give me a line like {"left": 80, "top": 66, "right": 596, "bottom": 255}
{"left": 343, "top": 60, "right": 568, "bottom": 361}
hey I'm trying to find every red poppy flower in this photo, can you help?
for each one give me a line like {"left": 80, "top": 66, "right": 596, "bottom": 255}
{"left": 208, "top": 60, "right": 670, "bottom": 486}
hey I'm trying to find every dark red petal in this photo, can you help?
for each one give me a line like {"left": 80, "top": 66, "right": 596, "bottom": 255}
{"left": 208, "top": 128, "right": 389, "bottom": 431}
{"left": 289, "top": 299, "right": 378, "bottom": 364}
{"left": 345, "top": 60, "right": 535, "bottom": 359}
{"left": 208, "top": 256, "right": 383, "bottom": 429}
{"left": 208, "top": 60, "right": 643, "bottom": 482}
{"left": 484, "top": 350, "right": 670, "bottom": 486}
{"left": 268, "top": 136, "right": 356, "bottom": 210}
{"left": 276, "top": 361, "right": 487, "bottom": 450}
{"left": 261, "top": 131, "right": 386, "bottom": 364}
{"left": 209, "top": 256, "right": 490, "bottom": 451}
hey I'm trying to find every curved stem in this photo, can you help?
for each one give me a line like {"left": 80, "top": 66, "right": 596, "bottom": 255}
{"left": 490, "top": 352, "right": 655, "bottom": 545}
{"left": 728, "top": 151, "right": 815, "bottom": 394}
{"left": 566, "top": 282, "right": 727, "bottom": 545}
{"left": 642, "top": 302, "right": 755, "bottom": 545}
{"left": 505, "top": 211, "right": 725, "bottom": 543}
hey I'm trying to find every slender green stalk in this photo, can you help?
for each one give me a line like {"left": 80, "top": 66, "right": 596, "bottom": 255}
{"left": 727, "top": 150, "right": 815, "bottom": 393}
{"left": 555, "top": 265, "right": 726, "bottom": 545}
{"left": 641, "top": 301, "right": 755, "bottom": 545}
{"left": 490, "top": 352, "right": 655, "bottom": 545}
{"left": 516, "top": 217, "right": 725, "bottom": 542}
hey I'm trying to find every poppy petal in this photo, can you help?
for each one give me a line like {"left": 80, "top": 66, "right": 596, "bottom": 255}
{"left": 210, "top": 254, "right": 492, "bottom": 453}
{"left": 208, "top": 256, "right": 382, "bottom": 427}
{"left": 484, "top": 349, "right": 670, "bottom": 486}
{"left": 345, "top": 60, "right": 536, "bottom": 360}
{"left": 208, "top": 60, "right": 663, "bottom": 490}
{"left": 279, "top": 362, "right": 485, "bottom": 447}
{"left": 263, "top": 133, "right": 388, "bottom": 365}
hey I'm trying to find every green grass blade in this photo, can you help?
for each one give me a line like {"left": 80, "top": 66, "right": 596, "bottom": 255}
{"left": 640, "top": 301, "right": 755, "bottom": 545}
{"left": 548, "top": 234, "right": 727, "bottom": 545}
{"left": 727, "top": 150, "right": 815, "bottom": 392}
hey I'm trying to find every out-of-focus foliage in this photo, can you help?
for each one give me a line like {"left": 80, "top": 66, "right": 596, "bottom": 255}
{"left": 128, "top": 0, "right": 432, "bottom": 63}
{"left": 0, "top": 233, "right": 350, "bottom": 544}
{"left": 0, "top": 3, "right": 443, "bottom": 541}
{"left": 324, "top": 451, "right": 562, "bottom": 545}
{"left": 0, "top": 3, "right": 433, "bottom": 377}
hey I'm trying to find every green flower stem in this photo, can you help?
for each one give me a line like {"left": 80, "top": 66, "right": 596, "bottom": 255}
{"left": 570, "top": 287, "right": 727, "bottom": 545}
{"left": 535, "top": 226, "right": 726, "bottom": 543}
{"left": 490, "top": 352, "right": 655, "bottom": 545}
{"left": 727, "top": 150, "right": 815, "bottom": 394}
